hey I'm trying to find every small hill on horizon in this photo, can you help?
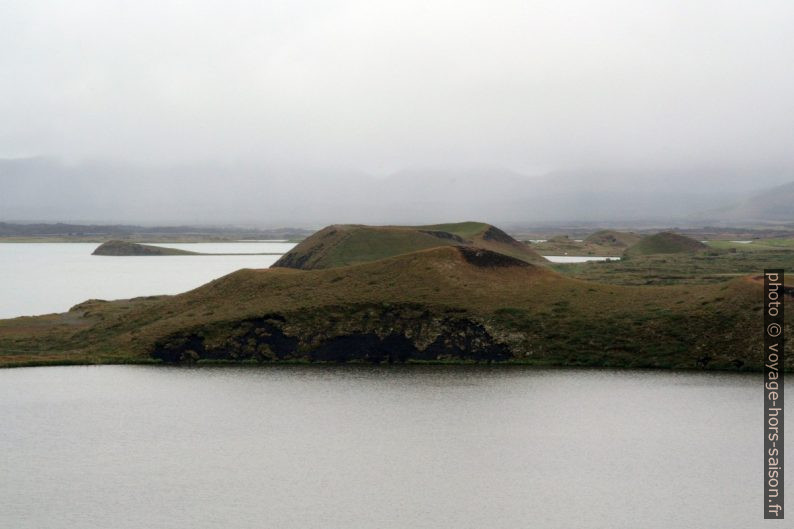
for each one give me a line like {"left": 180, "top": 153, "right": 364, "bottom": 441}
{"left": 623, "top": 232, "right": 707, "bottom": 258}
{"left": 526, "top": 231, "right": 638, "bottom": 257}
{"left": 584, "top": 230, "right": 641, "bottom": 247}
{"left": 92, "top": 240, "right": 198, "bottom": 256}
{"left": 273, "top": 221, "right": 546, "bottom": 270}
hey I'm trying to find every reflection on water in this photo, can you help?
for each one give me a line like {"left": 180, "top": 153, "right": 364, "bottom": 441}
{"left": 0, "top": 365, "right": 782, "bottom": 529}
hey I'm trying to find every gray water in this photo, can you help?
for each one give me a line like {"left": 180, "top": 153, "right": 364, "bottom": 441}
{"left": 0, "top": 366, "right": 784, "bottom": 529}
{"left": 0, "top": 242, "right": 295, "bottom": 318}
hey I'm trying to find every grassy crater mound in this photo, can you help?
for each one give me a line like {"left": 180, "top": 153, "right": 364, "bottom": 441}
{"left": 273, "top": 221, "right": 546, "bottom": 270}
{"left": 623, "top": 232, "right": 707, "bottom": 258}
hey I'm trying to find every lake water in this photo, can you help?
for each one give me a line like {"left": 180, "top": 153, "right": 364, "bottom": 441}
{"left": 0, "top": 242, "right": 295, "bottom": 319}
{"left": 0, "top": 365, "right": 782, "bottom": 529}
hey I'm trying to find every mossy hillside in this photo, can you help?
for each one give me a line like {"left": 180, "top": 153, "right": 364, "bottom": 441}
{"left": 584, "top": 230, "right": 641, "bottom": 247}
{"left": 416, "top": 221, "right": 491, "bottom": 238}
{"left": 623, "top": 232, "right": 707, "bottom": 258}
{"left": 273, "top": 222, "right": 545, "bottom": 270}
{"left": 0, "top": 246, "right": 777, "bottom": 370}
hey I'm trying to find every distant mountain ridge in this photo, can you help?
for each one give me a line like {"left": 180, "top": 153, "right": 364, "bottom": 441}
{"left": 698, "top": 181, "right": 794, "bottom": 224}
{"left": 0, "top": 221, "right": 310, "bottom": 239}
{"left": 5, "top": 157, "right": 784, "bottom": 225}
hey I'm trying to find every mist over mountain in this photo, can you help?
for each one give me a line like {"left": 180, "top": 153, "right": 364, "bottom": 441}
{"left": 2, "top": 1, "right": 794, "bottom": 228}
{"left": 697, "top": 181, "right": 794, "bottom": 224}
{"left": 2, "top": 157, "right": 791, "bottom": 227}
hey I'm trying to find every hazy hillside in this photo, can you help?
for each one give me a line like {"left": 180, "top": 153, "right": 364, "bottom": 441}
{"left": 699, "top": 181, "right": 794, "bottom": 224}
{"left": 0, "top": 221, "right": 309, "bottom": 240}
{"left": 3, "top": 158, "right": 782, "bottom": 226}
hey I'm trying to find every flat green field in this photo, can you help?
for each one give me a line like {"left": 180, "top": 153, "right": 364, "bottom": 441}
{"left": 552, "top": 244, "right": 794, "bottom": 285}
{"left": 706, "top": 238, "right": 794, "bottom": 251}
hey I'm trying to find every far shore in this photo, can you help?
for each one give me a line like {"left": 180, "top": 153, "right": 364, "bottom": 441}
{"left": 0, "top": 356, "right": 778, "bottom": 372}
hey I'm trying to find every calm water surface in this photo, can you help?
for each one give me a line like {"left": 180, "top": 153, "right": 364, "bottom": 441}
{"left": 0, "top": 242, "right": 295, "bottom": 318}
{"left": 0, "top": 366, "right": 784, "bottom": 529}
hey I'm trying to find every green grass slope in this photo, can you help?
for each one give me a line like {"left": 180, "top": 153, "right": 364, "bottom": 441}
{"left": 584, "top": 230, "right": 641, "bottom": 247}
{"left": 416, "top": 221, "right": 492, "bottom": 238}
{"left": 93, "top": 240, "right": 198, "bottom": 256}
{"left": 624, "top": 232, "right": 707, "bottom": 258}
{"left": 553, "top": 238, "right": 794, "bottom": 286}
{"left": 0, "top": 246, "right": 777, "bottom": 370}
{"left": 272, "top": 222, "right": 546, "bottom": 269}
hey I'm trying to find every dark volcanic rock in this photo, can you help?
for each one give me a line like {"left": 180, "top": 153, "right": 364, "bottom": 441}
{"left": 419, "top": 230, "right": 466, "bottom": 243}
{"left": 457, "top": 246, "right": 531, "bottom": 268}
{"left": 150, "top": 305, "right": 513, "bottom": 364}
{"left": 481, "top": 225, "right": 516, "bottom": 244}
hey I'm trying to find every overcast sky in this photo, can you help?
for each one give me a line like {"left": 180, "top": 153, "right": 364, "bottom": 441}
{"left": 1, "top": 1, "right": 794, "bottom": 225}
{"left": 1, "top": 0, "right": 792, "bottom": 174}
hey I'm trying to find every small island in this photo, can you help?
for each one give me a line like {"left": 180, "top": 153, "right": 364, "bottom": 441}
{"left": 92, "top": 240, "right": 199, "bottom": 256}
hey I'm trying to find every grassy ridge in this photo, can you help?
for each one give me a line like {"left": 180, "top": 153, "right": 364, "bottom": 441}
{"left": 2, "top": 222, "right": 791, "bottom": 370}
{"left": 273, "top": 226, "right": 451, "bottom": 269}
{"left": 0, "top": 245, "right": 779, "bottom": 370}
{"left": 417, "top": 221, "right": 491, "bottom": 238}
{"left": 273, "top": 221, "right": 545, "bottom": 270}
{"left": 584, "top": 229, "right": 641, "bottom": 247}
{"left": 623, "top": 232, "right": 707, "bottom": 258}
